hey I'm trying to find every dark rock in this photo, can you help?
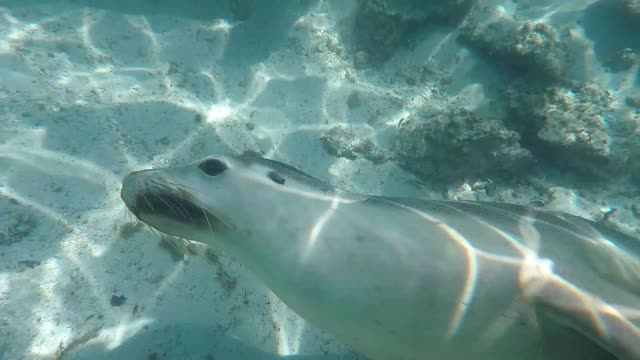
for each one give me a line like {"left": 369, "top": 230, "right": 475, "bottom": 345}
{"left": 110, "top": 294, "right": 127, "bottom": 307}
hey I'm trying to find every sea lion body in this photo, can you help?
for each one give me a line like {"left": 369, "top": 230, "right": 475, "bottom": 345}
{"left": 121, "top": 155, "right": 640, "bottom": 360}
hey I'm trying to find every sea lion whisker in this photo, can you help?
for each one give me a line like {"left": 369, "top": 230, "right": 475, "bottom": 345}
{"left": 201, "top": 206, "right": 214, "bottom": 235}
{"left": 157, "top": 178, "right": 199, "bottom": 193}
{"left": 163, "top": 188, "right": 195, "bottom": 222}
{"left": 142, "top": 193, "right": 155, "bottom": 214}
{"left": 174, "top": 198, "right": 194, "bottom": 222}
{"left": 150, "top": 192, "right": 188, "bottom": 219}
{"left": 165, "top": 180, "right": 199, "bottom": 192}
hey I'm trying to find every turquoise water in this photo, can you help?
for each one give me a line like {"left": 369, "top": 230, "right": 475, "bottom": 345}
{"left": 0, "top": 1, "right": 639, "bottom": 359}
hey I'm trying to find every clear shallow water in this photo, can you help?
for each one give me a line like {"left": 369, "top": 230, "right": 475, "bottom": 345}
{"left": 0, "top": 0, "right": 639, "bottom": 359}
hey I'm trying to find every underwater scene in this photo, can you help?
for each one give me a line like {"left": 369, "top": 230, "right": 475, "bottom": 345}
{"left": 1, "top": 0, "right": 640, "bottom": 359}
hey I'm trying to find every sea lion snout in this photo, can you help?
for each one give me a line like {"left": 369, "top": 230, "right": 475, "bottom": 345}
{"left": 121, "top": 170, "right": 151, "bottom": 217}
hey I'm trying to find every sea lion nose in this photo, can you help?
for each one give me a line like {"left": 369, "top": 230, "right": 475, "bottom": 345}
{"left": 121, "top": 170, "right": 152, "bottom": 216}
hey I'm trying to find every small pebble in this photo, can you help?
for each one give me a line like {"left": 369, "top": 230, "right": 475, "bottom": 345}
{"left": 110, "top": 294, "right": 127, "bottom": 306}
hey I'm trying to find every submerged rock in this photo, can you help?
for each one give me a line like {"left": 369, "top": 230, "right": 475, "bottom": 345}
{"left": 321, "top": 126, "right": 388, "bottom": 164}
{"left": 229, "top": 0, "right": 256, "bottom": 20}
{"left": 604, "top": 48, "right": 637, "bottom": 72}
{"left": 505, "top": 82, "right": 617, "bottom": 174}
{"left": 615, "top": 0, "right": 640, "bottom": 21}
{"left": 506, "top": 83, "right": 613, "bottom": 163}
{"left": 460, "top": 19, "right": 570, "bottom": 82}
{"left": 627, "top": 95, "right": 640, "bottom": 112}
{"left": 353, "top": 0, "right": 424, "bottom": 65}
{"left": 408, "top": 0, "right": 475, "bottom": 25}
{"left": 351, "top": 0, "right": 474, "bottom": 65}
{"left": 393, "top": 107, "right": 532, "bottom": 181}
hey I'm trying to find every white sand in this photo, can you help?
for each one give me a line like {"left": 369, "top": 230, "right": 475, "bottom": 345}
{"left": 0, "top": 1, "right": 638, "bottom": 359}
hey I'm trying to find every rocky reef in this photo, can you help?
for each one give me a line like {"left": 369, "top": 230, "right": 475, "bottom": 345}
{"left": 393, "top": 107, "right": 532, "bottom": 180}
{"left": 459, "top": 19, "right": 571, "bottom": 82}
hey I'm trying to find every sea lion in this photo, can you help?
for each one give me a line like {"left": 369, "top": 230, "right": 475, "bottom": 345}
{"left": 120, "top": 155, "right": 640, "bottom": 360}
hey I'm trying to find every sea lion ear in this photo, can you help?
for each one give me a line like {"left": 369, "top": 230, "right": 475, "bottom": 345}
{"left": 198, "top": 158, "right": 228, "bottom": 176}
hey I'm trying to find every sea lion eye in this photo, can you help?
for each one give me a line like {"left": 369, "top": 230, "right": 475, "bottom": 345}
{"left": 268, "top": 171, "right": 285, "bottom": 185}
{"left": 198, "top": 158, "right": 227, "bottom": 176}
